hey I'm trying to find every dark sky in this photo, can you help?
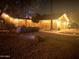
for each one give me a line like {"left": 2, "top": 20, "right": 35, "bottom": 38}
{"left": 0, "top": 0, "right": 79, "bottom": 20}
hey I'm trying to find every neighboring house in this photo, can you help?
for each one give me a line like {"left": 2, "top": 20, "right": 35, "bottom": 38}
{"left": 0, "top": 13, "right": 69, "bottom": 31}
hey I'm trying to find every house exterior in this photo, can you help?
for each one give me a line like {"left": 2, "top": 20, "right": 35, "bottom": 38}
{"left": 26, "top": 14, "right": 69, "bottom": 30}
{"left": 1, "top": 13, "right": 69, "bottom": 31}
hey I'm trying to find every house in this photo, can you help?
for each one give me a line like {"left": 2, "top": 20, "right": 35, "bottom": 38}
{"left": 0, "top": 13, "right": 69, "bottom": 31}
{"left": 26, "top": 13, "right": 69, "bottom": 30}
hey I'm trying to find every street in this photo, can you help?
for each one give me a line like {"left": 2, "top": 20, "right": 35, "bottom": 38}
{"left": 0, "top": 32, "right": 79, "bottom": 59}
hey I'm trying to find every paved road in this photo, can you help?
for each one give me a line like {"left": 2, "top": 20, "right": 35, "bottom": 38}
{"left": 0, "top": 32, "right": 79, "bottom": 59}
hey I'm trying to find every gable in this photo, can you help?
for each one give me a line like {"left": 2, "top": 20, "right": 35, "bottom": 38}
{"left": 59, "top": 13, "right": 69, "bottom": 22}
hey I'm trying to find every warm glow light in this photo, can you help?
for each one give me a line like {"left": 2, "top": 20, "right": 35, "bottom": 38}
{"left": 59, "top": 13, "right": 69, "bottom": 21}
{"left": 1, "top": 13, "right": 11, "bottom": 23}
{"left": 10, "top": 17, "right": 14, "bottom": 23}
{"left": 63, "top": 14, "right": 69, "bottom": 21}
{"left": 67, "top": 21, "right": 69, "bottom": 26}
{"left": 2, "top": 13, "right": 9, "bottom": 18}
{"left": 14, "top": 19, "right": 19, "bottom": 22}
{"left": 1, "top": 12, "right": 70, "bottom": 30}
{"left": 42, "top": 20, "right": 50, "bottom": 23}
{"left": 63, "top": 22, "right": 66, "bottom": 25}
{"left": 13, "top": 19, "right": 19, "bottom": 26}
{"left": 56, "top": 20, "right": 60, "bottom": 27}
{"left": 1, "top": 13, "right": 28, "bottom": 27}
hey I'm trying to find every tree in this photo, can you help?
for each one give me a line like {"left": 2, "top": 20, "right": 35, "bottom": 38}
{"left": 32, "top": 13, "right": 40, "bottom": 23}
{"left": 32, "top": 16, "right": 39, "bottom": 23}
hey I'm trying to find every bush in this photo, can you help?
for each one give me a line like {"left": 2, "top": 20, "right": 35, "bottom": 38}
{"left": 17, "top": 26, "right": 39, "bottom": 33}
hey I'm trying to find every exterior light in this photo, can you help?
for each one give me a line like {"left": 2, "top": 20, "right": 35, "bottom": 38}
{"left": 63, "top": 13, "right": 69, "bottom": 21}
{"left": 42, "top": 20, "right": 50, "bottom": 23}
{"left": 56, "top": 20, "right": 60, "bottom": 27}
{"left": 2, "top": 13, "right": 9, "bottom": 18}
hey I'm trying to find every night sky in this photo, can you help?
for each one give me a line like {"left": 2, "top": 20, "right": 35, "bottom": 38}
{"left": 0, "top": 0, "right": 79, "bottom": 20}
